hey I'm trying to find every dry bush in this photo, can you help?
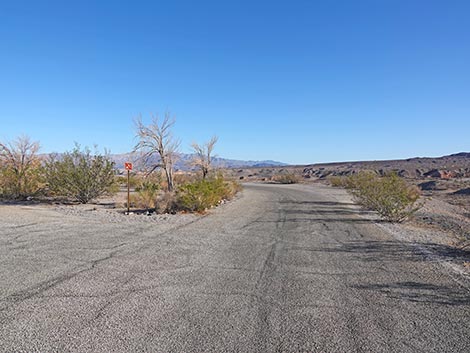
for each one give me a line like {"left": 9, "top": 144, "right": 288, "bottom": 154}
{"left": 155, "top": 191, "right": 178, "bottom": 214}
{"left": 128, "top": 191, "right": 177, "bottom": 214}
{"left": 328, "top": 175, "right": 349, "bottom": 187}
{"left": 130, "top": 173, "right": 163, "bottom": 211}
{"left": 127, "top": 194, "right": 139, "bottom": 209}
{"left": 173, "top": 172, "right": 198, "bottom": 185}
{"left": 347, "top": 172, "right": 422, "bottom": 222}
{"left": 0, "top": 136, "right": 43, "bottom": 199}
{"left": 135, "top": 182, "right": 160, "bottom": 211}
{"left": 271, "top": 173, "right": 300, "bottom": 184}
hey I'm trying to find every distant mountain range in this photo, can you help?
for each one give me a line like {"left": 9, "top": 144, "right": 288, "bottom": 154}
{"left": 109, "top": 152, "right": 288, "bottom": 171}
{"left": 40, "top": 150, "right": 470, "bottom": 174}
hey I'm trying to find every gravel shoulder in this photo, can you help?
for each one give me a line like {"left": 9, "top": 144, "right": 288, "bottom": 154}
{"left": 317, "top": 183, "right": 470, "bottom": 276}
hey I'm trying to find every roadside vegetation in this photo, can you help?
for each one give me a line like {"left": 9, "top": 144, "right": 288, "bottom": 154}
{"left": 131, "top": 114, "right": 241, "bottom": 213}
{"left": 127, "top": 172, "right": 240, "bottom": 214}
{"left": 271, "top": 173, "right": 300, "bottom": 184}
{"left": 44, "top": 145, "right": 117, "bottom": 204}
{"left": 329, "top": 172, "right": 423, "bottom": 222}
{"left": 128, "top": 174, "right": 162, "bottom": 212}
{"left": 0, "top": 136, "right": 43, "bottom": 199}
{"left": 190, "top": 136, "right": 218, "bottom": 179}
{"left": 134, "top": 113, "right": 179, "bottom": 192}
{"left": 0, "top": 115, "right": 241, "bottom": 212}
{"left": 176, "top": 174, "right": 241, "bottom": 213}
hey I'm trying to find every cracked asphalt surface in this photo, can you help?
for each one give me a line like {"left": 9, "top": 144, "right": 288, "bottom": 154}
{"left": 1, "top": 183, "right": 470, "bottom": 352}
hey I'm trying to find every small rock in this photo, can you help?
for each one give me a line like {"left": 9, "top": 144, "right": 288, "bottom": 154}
{"left": 423, "top": 169, "right": 442, "bottom": 178}
{"left": 398, "top": 170, "right": 410, "bottom": 178}
{"left": 418, "top": 181, "right": 437, "bottom": 191}
{"left": 453, "top": 188, "right": 470, "bottom": 195}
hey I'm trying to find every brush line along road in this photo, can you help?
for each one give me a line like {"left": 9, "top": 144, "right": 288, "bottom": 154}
{"left": 1, "top": 183, "right": 469, "bottom": 352}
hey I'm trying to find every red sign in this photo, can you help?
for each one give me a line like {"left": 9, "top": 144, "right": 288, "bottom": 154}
{"left": 125, "top": 162, "right": 133, "bottom": 171}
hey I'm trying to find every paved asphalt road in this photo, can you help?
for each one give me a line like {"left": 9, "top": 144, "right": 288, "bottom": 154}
{"left": 1, "top": 183, "right": 470, "bottom": 352}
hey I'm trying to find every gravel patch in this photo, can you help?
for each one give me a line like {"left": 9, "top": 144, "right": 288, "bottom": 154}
{"left": 413, "top": 197, "right": 470, "bottom": 243}
{"left": 53, "top": 204, "right": 199, "bottom": 225}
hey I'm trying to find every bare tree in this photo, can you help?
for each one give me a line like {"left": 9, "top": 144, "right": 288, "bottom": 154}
{"left": 0, "top": 135, "right": 41, "bottom": 198}
{"left": 134, "top": 113, "right": 180, "bottom": 192}
{"left": 191, "top": 135, "right": 218, "bottom": 179}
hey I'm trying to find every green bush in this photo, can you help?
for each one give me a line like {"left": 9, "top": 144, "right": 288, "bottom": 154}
{"left": 328, "top": 175, "right": 349, "bottom": 188}
{"left": 176, "top": 176, "right": 240, "bottom": 212}
{"left": 45, "top": 145, "right": 116, "bottom": 204}
{"left": 347, "top": 172, "right": 422, "bottom": 222}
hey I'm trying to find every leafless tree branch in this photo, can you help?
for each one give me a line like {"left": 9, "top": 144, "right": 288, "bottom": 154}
{"left": 190, "top": 135, "right": 218, "bottom": 179}
{"left": 133, "top": 113, "right": 180, "bottom": 192}
{"left": 0, "top": 135, "right": 41, "bottom": 198}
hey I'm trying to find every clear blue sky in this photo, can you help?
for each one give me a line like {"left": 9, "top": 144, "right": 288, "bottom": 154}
{"left": 1, "top": 1, "right": 469, "bottom": 164}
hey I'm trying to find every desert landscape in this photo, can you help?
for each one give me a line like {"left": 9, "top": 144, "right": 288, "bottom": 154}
{"left": 228, "top": 152, "right": 470, "bottom": 251}
{"left": 2, "top": 173, "right": 470, "bottom": 352}
{"left": 2, "top": 1, "right": 470, "bottom": 352}
{"left": 1, "top": 131, "right": 469, "bottom": 352}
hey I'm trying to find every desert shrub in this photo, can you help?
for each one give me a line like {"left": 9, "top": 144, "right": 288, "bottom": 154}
{"left": 176, "top": 176, "right": 240, "bottom": 212}
{"left": 347, "top": 172, "right": 422, "bottom": 222}
{"left": 115, "top": 175, "right": 126, "bottom": 187}
{"left": 346, "top": 172, "right": 378, "bottom": 205}
{"left": 0, "top": 136, "right": 44, "bottom": 199}
{"left": 45, "top": 145, "right": 116, "bottom": 204}
{"left": 156, "top": 191, "right": 178, "bottom": 214}
{"left": 115, "top": 174, "right": 140, "bottom": 188}
{"left": 128, "top": 191, "right": 176, "bottom": 214}
{"left": 173, "top": 172, "right": 198, "bottom": 185}
{"left": 133, "top": 178, "right": 161, "bottom": 211}
{"left": 0, "top": 164, "right": 44, "bottom": 199}
{"left": 328, "top": 175, "right": 351, "bottom": 188}
{"left": 272, "top": 173, "right": 300, "bottom": 184}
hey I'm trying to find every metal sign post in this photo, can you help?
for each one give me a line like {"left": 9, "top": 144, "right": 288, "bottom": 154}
{"left": 125, "top": 163, "right": 133, "bottom": 214}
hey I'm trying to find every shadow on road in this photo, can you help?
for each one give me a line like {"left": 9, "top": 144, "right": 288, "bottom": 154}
{"left": 351, "top": 281, "right": 470, "bottom": 306}
{"left": 284, "top": 209, "right": 375, "bottom": 215}
{"left": 293, "top": 239, "right": 470, "bottom": 306}
{"left": 321, "top": 240, "right": 470, "bottom": 264}
{"left": 275, "top": 199, "right": 382, "bottom": 224}
{"left": 279, "top": 200, "right": 357, "bottom": 206}
{"left": 284, "top": 218, "right": 386, "bottom": 224}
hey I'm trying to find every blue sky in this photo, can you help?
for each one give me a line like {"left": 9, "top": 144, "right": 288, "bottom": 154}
{"left": 0, "top": 1, "right": 469, "bottom": 164}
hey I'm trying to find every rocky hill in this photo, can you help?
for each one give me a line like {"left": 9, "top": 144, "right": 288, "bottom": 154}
{"left": 222, "top": 152, "right": 470, "bottom": 183}
{"left": 301, "top": 152, "right": 470, "bottom": 180}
